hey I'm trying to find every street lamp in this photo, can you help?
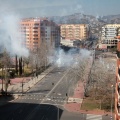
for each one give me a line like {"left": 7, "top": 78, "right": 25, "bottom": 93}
{"left": 46, "top": 98, "right": 59, "bottom": 120}
{"left": 92, "top": 48, "right": 95, "bottom": 65}
{"left": 21, "top": 78, "right": 24, "bottom": 95}
{"left": 1, "top": 66, "right": 3, "bottom": 93}
{"left": 111, "top": 85, "right": 113, "bottom": 120}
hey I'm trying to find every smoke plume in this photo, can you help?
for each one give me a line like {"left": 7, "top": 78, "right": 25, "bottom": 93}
{"left": 54, "top": 48, "right": 91, "bottom": 67}
{"left": 0, "top": 13, "right": 29, "bottom": 57}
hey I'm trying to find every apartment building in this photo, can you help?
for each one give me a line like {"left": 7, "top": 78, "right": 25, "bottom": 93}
{"left": 21, "top": 18, "right": 60, "bottom": 50}
{"left": 60, "top": 24, "right": 90, "bottom": 41}
{"left": 117, "top": 28, "right": 120, "bottom": 36}
{"left": 101, "top": 24, "right": 120, "bottom": 48}
{"left": 115, "top": 40, "right": 120, "bottom": 120}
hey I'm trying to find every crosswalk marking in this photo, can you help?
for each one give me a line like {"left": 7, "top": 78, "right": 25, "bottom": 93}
{"left": 86, "top": 114, "right": 102, "bottom": 120}
{"left": 25, "top": 94, "right": 67, "bottom": 99}
{"left": 68, "top": 98, "right": 83, "bottom": 103}
{"left": 19, "top": 97, "right": 66, "bottom": 103}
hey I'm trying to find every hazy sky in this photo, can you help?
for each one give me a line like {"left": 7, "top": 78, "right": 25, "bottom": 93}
{"left": 0, "top": 0, "right": 120, "bottom": 17}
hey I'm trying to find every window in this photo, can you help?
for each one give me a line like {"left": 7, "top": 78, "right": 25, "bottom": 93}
{"left": 34, "top": 23, "right": 39, "bottom": 26}
{"left": 33, "top": 42, "right": 38, "bottom": 44}
{"left": 33, "top": 27, "right": 38, "bottom": 29}
{"left": 34, "top": 34, "right": 38, "bottom": 37}
{"left": 33, "top": 38, "right": 38, "bottom": 40}
{"left": 34, "top": 31, "right": 38, "bottom": 33}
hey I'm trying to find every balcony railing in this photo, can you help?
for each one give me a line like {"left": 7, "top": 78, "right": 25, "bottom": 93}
{"left": 117, "top": 51, "right": 120, "bottom": 58}
{"left": 118, "top": 103, "right": 120, "bottom": 107}
{"left": 117, "top": 84, "right": 120, "bottom": 102}
{"left": 118, "top": 68, "right": 120, "bottom": 77}
{"left": 117, "top": 105, "right": 120, "bottom": 115}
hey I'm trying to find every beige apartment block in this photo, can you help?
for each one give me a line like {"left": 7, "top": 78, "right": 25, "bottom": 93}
{"left": 60, "top": 24, "right": 90, "bottom": 41}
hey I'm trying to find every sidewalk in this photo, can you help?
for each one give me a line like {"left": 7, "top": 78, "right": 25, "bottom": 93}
{"left": 64, "top": 58, "right": 91, "bottom": 113}
{"left": 0, "top": 65, "right": 55, "bottom": 104}
{"left": 64, "top": 57, "right": 112, "bottom": 116}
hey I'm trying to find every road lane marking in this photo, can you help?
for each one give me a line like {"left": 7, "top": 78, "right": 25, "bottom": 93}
{"left": 41, "top": 69, "right": 70, "bottom": 103}
{"left": 86, "top": 114, "right": 102, "bottom": 120}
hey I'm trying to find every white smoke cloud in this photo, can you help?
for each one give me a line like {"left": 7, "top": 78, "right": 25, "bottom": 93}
{"left": 0, "top": 13, "right": 29, "bottom": 57}
{"left": 80, "top": 49, "right": 91, "bottom": 58}
{"left": 55, "top": 48, "right": 91, "bottom": 67}
{"left": 55, "top": 49, "right": 74, "bottom": 67}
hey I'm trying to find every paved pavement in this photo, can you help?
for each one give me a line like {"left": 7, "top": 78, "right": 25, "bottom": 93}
{"left": 0, "top": 65, "right": 55, "bottom": 95}
{"left": 63, "top": 56, "right": 113, "bottom": 120}
{"left": 0, "top": 65, "right": 84, "bottom": 120}
{"left": 64, "top": 57, "right": 92, "bottom": 113}
{"left": 0, "top": 57, "right": 113, "bottom": 120}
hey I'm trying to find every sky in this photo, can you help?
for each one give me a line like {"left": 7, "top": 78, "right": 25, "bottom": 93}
{"left": 0, "top": 0, "right": 120, "bottom": 17}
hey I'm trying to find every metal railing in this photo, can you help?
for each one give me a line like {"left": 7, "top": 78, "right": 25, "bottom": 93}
{"left": 117, "top": 50, "right": 120, "bottom": 58}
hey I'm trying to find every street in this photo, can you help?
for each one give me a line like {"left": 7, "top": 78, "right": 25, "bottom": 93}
{"left": 0, "top": 66, "right": 82, "bottom": 120}
{"left": 0, "top": 65, "right": 111, "bottom": 120}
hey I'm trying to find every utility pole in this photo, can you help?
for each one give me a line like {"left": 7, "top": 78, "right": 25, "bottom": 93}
{"left": 4, "top": 67, "right": 8, "bottom": 96}
{"left": 3, "top": 49, "right": 9, "bottom": 96}
{"left": 15, "top": 55, "right": 18, "bottom": 75}
{"left": 100, "top": 99, "right": 102, "bottom": 110}
{"left": 22, "top": 79, "right": 24, "bottom": 95}
{"left": 1, "top": 66, "right": 3, "bottom": 92}
{"left": 111, "top": 85, "right": 113, "bottom": 120}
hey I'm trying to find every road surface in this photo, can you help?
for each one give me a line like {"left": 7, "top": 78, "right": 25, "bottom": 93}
{"left": 0, "top": 65, "right": 111, "bottom": 120}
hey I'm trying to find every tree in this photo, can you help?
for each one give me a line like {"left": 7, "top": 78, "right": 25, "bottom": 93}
{"left": 15, "top": 55, "right": 18, "bottom": 75}
{"left": 2, "top": 50, "right": 11, "bottom": 95}
{"left": 19, "top": 57, "right": 23, "bottom": 76}
{"left": 86, "top": 56, "right": 115, "bottom": 111}
{"left": 24, "top": 57, "right": 29, "bottom": 68}
{"left": 63, "top": 54, "right": 91, "bottom": 98}
{"left": 0, "top": 60, "right": 4, "bottom": 91}
{"left": 29, "top": 38, "right": 54, "bottom": 74}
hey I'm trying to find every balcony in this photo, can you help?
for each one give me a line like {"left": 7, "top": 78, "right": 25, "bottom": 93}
{"left": 117, "top": 74, "right": 120, "bottom": 85}
{"left": 117, "top": 51, "right": 120, "bottom": 58}
{"left": 118, "top": 95, "right": 120, "bottom": 106}
{"left": 117, "top": 84, "right": 120, "bottom": 103}
{"left": 33, "top": 27, "right": 38, "bottom": 29}
{"left": 26, "top": 29, "right": 30, "bottom": 32}
{"left": 117, "top": 105, "right": 120, "bottom": 116}
{"left": 118, "top": 68, "right": 120, "bottom": 77}
{"left": 33, "top": 36, "right": 39, "bottom": 39}
{"left": 26, "top": 36, "right": 29, "bottom": 38}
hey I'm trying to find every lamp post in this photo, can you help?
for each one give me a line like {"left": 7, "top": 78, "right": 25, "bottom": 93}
{"left": 21, "top": 78, "right": 24, "bottom": 95}
{"left": 1, "top": 67, "right": 3, "bottom": 92}
{"left": 111, "top": 85, "right": 113, "bottom": 120}
{"left": 46, "top": 98, "right": 59, "bottom": 120}
{"left": 92, "top": 48, "right": 95, "bottom": 65}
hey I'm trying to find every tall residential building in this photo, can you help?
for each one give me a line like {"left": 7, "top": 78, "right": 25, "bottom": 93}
{"left": 115, "top": 40, "right": 120, "bottom": 120}
{"left": 21, "top": 18, "right": 60, "bottom": 50}
{"left": 60, "top": 24, "right": 90, "bottom": 41}
{"left": 117, "top": 28, "right": 120, "bottom": 37}
{"left": 101, "top": 24, "right": 120, "bottom": 48}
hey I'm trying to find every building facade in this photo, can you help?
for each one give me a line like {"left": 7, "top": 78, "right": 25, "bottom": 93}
{"left": 115, "top": 40, "right": 120, "bottom": 120}
{"left": 60, "top": 24, "right": 90, "bottom": 41}
{"left": 117, "top": 28, "right": 120, "bottom": 37}
{"left": 101, "top": 24, "right": 120, "bottom": 48}
{"left": 21, "top": 18, "right": 60, "bottom": 50}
